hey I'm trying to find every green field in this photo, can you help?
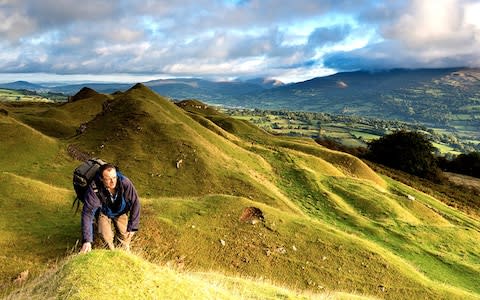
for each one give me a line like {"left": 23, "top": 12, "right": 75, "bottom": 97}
{"left": 0, "top": 88, "right": 67, "bottom": 103}
{"left": 1, "top": 87, "right": 479, "bottom": 299}
{"left": 223, "top": 108, "right": 480, "bottom": 155}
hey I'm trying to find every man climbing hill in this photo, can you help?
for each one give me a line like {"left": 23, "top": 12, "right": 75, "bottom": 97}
{"left": 79, "top": 163, "right": 141, "bottom": 253}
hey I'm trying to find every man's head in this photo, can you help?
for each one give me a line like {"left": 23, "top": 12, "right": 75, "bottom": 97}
{"left": 99, "top": 164, "right": 117, "bottom": 191}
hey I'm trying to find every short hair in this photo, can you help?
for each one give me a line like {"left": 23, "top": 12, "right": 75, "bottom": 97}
{"left": 99, "top": 163, "right": 116, "bottom": 177}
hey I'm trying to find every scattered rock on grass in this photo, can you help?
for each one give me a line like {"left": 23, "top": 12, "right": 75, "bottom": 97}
{"left": 13, "top": 270, "right": 29, "bottom": 285}
{"left": 239, "top": 207, "right": 264, "bottom": 224}
{"left": 176, "top": 159, "right": 183, "bottom": 169}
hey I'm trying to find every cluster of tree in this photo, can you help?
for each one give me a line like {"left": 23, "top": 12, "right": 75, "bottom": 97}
{"left": 364, "top": 131, "right": 443, "bottom": 182}
{"left": 323, "top": 130, "right": 480, "bottom": 182}
{"left": 438, "top": 152, "right": 480, "bottom": 178}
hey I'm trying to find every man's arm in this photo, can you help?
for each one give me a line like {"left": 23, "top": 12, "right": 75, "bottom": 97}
{"left": 80, "top": 241, "right": 92, "bottom": 253}
{"left": 80, "top": 186, "right": 101, "bottom": 252}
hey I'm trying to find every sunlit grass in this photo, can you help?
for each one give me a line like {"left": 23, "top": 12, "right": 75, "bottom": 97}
{"left": 1, "top": 87, "right": 480, "bottom": 299}
{"left": 9, "top": 250, "right": 367, "bottom": 300}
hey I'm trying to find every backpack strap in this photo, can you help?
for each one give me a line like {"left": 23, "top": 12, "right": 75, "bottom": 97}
{"left": 92, "top": 179, "right": 108, "bottom": 205}
{"left": 72, "top": 179, "right": 107, "bottom": 213}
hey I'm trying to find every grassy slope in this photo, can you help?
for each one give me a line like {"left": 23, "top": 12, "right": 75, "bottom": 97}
{"left": 9, "top": 250, "right": 366, "bottom": 300}
{"left": 0, "top": 172, "right": 78, "bottom": 290}
{"left": 67, "top": 84, "right": 299, "bottom": 213}
{"left": 1, "top": 88, "right": 479, "bottom": 299}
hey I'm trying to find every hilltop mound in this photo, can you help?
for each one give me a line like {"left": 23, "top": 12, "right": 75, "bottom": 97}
{"left": 66, "top": 85, "right": 284, "bottom": 207}
{"left": 70, "top": 87, "right": 101, "bottom": 102}
{"left": 2, "top": 85, "right": 480, "bottom": 299}
{"left": 3, "top": 88, "right": 111, "bottom": 139}
{"left": 12, "top": 250, "right": 345, "bottom": 300}
{"left": 0, "top": 112, "right": 66, "bottom": 178}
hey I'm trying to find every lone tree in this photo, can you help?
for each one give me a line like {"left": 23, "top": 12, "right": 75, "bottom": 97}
{"left": 367, "top": 130, "right": 442, "bottom": 181}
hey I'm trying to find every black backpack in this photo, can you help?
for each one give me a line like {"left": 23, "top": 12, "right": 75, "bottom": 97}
{"left": 72, "top": 158, "right": 106, "bottom": 211}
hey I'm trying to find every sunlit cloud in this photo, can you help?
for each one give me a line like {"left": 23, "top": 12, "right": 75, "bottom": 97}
{"left": 0, "top": 0, "right": 478, "bottom": 83}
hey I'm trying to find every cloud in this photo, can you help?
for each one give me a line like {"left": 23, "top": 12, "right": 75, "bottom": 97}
{"left": 307, "top": 25, "right": 352, "bottom": 48}
{"left": 0, "top": 0, "right": 479, "bottom": 83}
{"left": 325, "top": 0, "right": 480, "bottom": 70}
{"left": 0, "top": 2, "right": 35, "bottom": 41}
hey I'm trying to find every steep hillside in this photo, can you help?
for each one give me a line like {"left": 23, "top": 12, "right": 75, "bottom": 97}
{"left": 7, "top": 68, "right": 480, "bottom": 143}
{"left": 65, "top": 84, "right": 296, "bottom": 212}
{"left": 10, "top": 250, "right": 356, "bottom": 300}
{"left": 1, "top": 86, "right": 479, "bottom": 299}
{"left": 0, "top": 172, "right": 77, "bottom": 290}
{"left": 0, "top": 109, "right": 73, "bottom": 185}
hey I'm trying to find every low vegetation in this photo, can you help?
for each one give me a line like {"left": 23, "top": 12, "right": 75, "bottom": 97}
{"left": 0, "top": 88, "right": 66, "bottom": 103}
{"left": 10, "top": 250, "right": 339, "bottom": 300}
{"left": 1, "top": 86, "right": 479, "bottom": 299}
{"left": 365, "top": 131, "right": 442, "bottom": 181}
{"left": 223, "top": 108, "right": 479, "bottom": 153}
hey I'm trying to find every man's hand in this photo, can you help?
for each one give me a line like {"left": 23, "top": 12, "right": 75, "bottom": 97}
{"left": 79, "top": 242, "right": 92, "bottom": 254}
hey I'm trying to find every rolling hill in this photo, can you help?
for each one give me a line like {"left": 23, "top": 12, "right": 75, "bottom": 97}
{"left": 4, "top": 67, "right": 480, "bottom": 137}
{"left": 241, "top": 68, "right": 480, "bottom": 128}
{"left": 1, "top": 85, "right": 479, "bottom": 299}
{"left": 0, "top": 81, "right": 45, "bottom": 91}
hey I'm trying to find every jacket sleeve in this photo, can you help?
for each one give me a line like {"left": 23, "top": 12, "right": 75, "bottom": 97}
{"left": 122, "top": 176, "right": 141, "bottom": 232}
{"left": 81, "top": 185, "right": 102, "bottom": 243}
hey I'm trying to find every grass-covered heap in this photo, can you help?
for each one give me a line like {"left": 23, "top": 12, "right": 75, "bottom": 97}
{"left": 10, "top": 250, "right": 336, "bottom": 300}
{"left": 1, "top": 85, "right": 479, "bottom": 299}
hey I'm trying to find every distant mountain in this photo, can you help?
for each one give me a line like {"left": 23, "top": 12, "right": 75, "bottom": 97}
{"left": 3, "top": 68, "right": 480, "bottom": 133}
{"left": 5, "top": 78, "right": 275, "bottom": 100}
{"left": 0, "top": 80, "right": 46, "bottom": 90}
{"left": 50, "top": 82, "right": 133, "bottom": 95}
{"left": 143, "top": 78, "right": 265, "bottom": 100}
{"left": 243, "top": 77, "right": 285, "bottom": 88}
{"left": 233, "top": 68, "right": 480, "bottom": 130}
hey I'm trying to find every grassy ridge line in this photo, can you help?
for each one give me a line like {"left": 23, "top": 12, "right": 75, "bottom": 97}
{"left": 252, "top": 142, "right": 479, "bottom": 296}
{"left": 303, "top": 217, "right": 478, "bottom": 299}
{"left": 0, "top": 111, "right": 76, "bottom": 188}
{"left": 186, "top": 102, "right": 480, "bottom": 297}
{"left": 238, "top": 164, "right": 479, "bottom": 300}
{"left": 66, "top": 87, "right": 304, "bottom": 214}
{"left": 9, "top": 250, "right": 362, "bottom": 300}
{"left": 184, "top": 109, "right": 306, "bottom": 215}
{"left": 277, "top": 140, "right": 386, "bottom": 188}
{"left": 2, "top": 88, "right": 479, "bottom": 298}
{"left": 385, "top": 176, "right": 480, "bottom": 228}
{"left": 138, "top": 195, "right": 476, "bottom": 299}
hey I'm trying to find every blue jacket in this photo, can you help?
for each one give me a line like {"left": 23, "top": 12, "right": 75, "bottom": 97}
{"left": 81, "top": 173, "right": 141, "bottom": 243}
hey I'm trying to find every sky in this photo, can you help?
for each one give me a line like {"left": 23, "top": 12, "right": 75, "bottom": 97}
{"left": 0, "top": 0, "right": 480, "bottom": 84}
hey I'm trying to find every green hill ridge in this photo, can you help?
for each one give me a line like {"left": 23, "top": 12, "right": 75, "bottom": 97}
{"left": 9, "top": 250, "right": 372, "bottom": 300}
{"left": 1, "top": 85, "right": 479, "bottom": 299}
